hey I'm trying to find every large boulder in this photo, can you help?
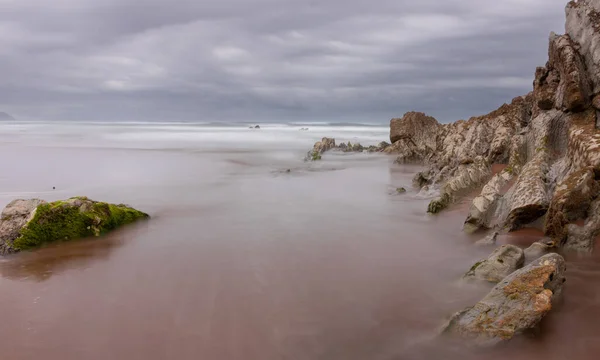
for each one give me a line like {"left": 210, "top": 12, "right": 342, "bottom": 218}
{"left": 464, "top": 245, "right": 525, "bottom": 283}
{"left": 0, "top": 197, "right": 149, "bottom": 254}
{"left": 389, "top": 112, "right": 440, "bottom": 150}
{"left": 444, "top": 253, "right": 566, "bottom": 345}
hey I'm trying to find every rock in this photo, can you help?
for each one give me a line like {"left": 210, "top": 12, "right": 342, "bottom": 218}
{"left": 305, "top": 137, "right": 336, "bottom": 161}
{"left": 524, "top": 240, "right": 554, "bottom": 263}
{"left": 0, "top": 199, "right": 47, "bottom": 255}
{"left": 474, "top": 232, "right": 499, "bottom": 246}
{"left": 396, "top": 187, "right": 407, "bottom": 194}
{"left": 389, "top": 112, "right": 440, "bottom": 147}
{"left": 0, "top": 197, "right": 149, "bottom": 254}
{"left": 504, "top": 151, "right": 550, "bottom": 231}
{"left": 254, "top": 125, "right": 260, "bottom": 129}
{"left": 544, "top": 167, "right": 600, "bottom": 242}
{"left": 563, "top": 196, "right": 600, "bottom": 252}
{"left": 464, "top": 245, "right": 525, "bottom": 283}
{"left": 444, "top": 253, "right": 566, "bottom": 345}
{"left": 548, "top": 33, "right": 591, "bottom": 112}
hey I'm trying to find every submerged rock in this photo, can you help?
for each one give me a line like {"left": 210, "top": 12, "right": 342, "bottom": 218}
{"left": 444, "top": 253, "right": 566, "bottom": 345}
{"left": 474, "top": 231, "right": 499, "bottom": 246}
{"left": 464, "top": 245, "right": 525, "bottom": 283}
{"left": 524, "top": 240, "right": 554, "bottom": 263}
{"left": 0, "top": 197, "right": 149, "bottom": 254}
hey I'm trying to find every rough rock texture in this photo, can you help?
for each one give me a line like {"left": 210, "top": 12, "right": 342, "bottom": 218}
{"left": 0, "top": 199, "right": 47, "bottom": 255}
{"left": 390, "top": 112, "right": 440, "bottom": 147}
{"left": 0, "top": 197, "right": 149, "bottom": 254}
{"left": 444, "top": 253, "right": 566, "bottom": 344}
{"left": 306, "top": 138, "right": 389, "bottom": 161}
{"left": 464, "top": 245, "right": 525, "bottom": 283}
{"left": 383, "top": 1, "right": 600, "bottom": 251}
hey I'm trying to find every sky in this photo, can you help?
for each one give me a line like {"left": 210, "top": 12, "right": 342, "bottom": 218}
{"left": 0, "top": 0, "right": 569, "bottom": 123}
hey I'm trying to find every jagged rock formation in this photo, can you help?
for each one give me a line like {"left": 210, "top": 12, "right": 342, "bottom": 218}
{"left": 305, "top": 138, "right": 389, "bottom": 161}
{"left": 444, "top": 253, "right": 566, "bottom": 345}
{"left": 387, "top": 0, "right": 600, "bottom": 252}
{"left": 0, "top": 197, "right": 149, "bottom": 254}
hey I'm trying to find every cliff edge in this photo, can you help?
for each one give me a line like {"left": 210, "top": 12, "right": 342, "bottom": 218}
{"left": 388, "top": 0, "right": 600, "bottom": 252}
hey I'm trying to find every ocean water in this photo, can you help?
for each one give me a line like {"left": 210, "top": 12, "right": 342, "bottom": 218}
{"left": 0, "top": 121, "right": 599, "bottom": 360}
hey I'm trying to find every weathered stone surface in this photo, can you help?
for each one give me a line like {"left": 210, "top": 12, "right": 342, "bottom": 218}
{"left": 0, "top": 197, "right": 149, "bottom": 254}
{"left": 566, "top": 0, "right": 600, "bottom": 95}
{"left": 0, "top": 199, "right": 47, "bottom": 255}
{"left": 564, "top": 197, "right": 600, "bottom": 251}
{"left": 504, "top": 151, "right": 550, "bottom": 231}
{"left": 389, "top": 112, "right": 440, "bottom": 148}
{"left": 548, "top": 33, "right": 591, "bottom": 112}
{"left": 464, "top": 245, "right": 525, "bottom": 283}
{"left": 544, "top": 167, "right": 600, "bottom": 241}
{"left": 444, "top": 253, "right": 566, "bottom": 345}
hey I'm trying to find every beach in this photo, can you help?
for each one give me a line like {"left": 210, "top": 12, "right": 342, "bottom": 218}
{"left": 0, "top": 122, "right": 599, "bottom": 360}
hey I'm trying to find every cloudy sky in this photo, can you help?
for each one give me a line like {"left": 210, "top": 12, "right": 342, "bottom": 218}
{"left": 0, "top": 0, "right": 568, "bottom": 122}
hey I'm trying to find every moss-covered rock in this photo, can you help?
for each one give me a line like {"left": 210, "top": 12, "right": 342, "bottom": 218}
{"left": 0, "top": 197, "right": 149, "bottom": 253}
{"left": 427, "top": 193, "right": 452, "bottom": 214}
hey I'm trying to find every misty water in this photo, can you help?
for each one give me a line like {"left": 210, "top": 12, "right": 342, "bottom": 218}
{"left": 0, "top": 122, "right": 599, "bottom": 360}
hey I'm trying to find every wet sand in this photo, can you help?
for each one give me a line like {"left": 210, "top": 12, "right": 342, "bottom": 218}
{"left": 0, "top": 131, "right": 600, "bottom": 359}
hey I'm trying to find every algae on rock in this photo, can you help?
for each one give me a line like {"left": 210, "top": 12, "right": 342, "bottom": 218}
{"left": 0, "top": 197, "right": 149, "bottom": 253}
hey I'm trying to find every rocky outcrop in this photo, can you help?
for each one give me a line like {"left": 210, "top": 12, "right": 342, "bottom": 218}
{"left": 384, "top": 0, "right": 600, "bottom": 252}
{"left": 305, "top": 138, "right": 389, "bottom": 161}
{"left": 464, "top": 245, "right": 525, "bottom": 283}
{"left": 444, "top": 253, "right": 566, "bottom": 345}
{"left": 0, "top": 197, "right": 149, "bottom": 254}
{"left": 390, "top": 112, "right": 440, "bottom": 147}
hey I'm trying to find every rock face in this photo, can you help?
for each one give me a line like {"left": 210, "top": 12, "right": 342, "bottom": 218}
{"left": 0, "top": 197, "right": 149, "bottom": 254}
{"left": 464, "top": 245, "right": 525, "bottom": 283}
{"left": 444, "top": 253, "right": 566, "bottom": 344}
{"left": 386, "top": 0, "right": 600, "bottom": 251}
{"left": 0, "top": 199, "right": 47, "bottom": 254}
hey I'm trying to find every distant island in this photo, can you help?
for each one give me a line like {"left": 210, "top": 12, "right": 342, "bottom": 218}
{"left": 0, "top": 112, "right": 15, "bottom": 120}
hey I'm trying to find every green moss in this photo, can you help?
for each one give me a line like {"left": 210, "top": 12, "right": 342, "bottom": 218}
{"left": 427, "top": 193, "right": 451, "bottom": 214}
{"left": 469, "top": 261, "right": 483, "bottom": 272}
{"left": 311, "top": 152, "right": 322, "bottom": 161}
{"left": 12, "top": 198, "right": 149, "bottom": 251}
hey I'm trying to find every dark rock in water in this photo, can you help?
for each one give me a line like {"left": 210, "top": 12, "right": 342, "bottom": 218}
{"left": 464, "top": 244, "right": 525, "bottom": 283}
{"left": 0, "top": 112, "right": 15, "bottom": 121}
{"left": 444, "top": 253, "right": 566, "bottom": 345}
{"left": 396, "top": 187, "right": 407, "bottom": 194}
{"left": 0, "top": 197, "right": 149, "bottom": 254}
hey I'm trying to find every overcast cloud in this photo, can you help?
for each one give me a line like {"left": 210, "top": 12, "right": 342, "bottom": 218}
{"left": 0, "top": 0, "right": 569, "bottom": 122}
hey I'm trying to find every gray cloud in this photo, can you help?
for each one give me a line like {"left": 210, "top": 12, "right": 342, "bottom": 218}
{"left": 0, "top": 0, "right": 568, "bottom": 122}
